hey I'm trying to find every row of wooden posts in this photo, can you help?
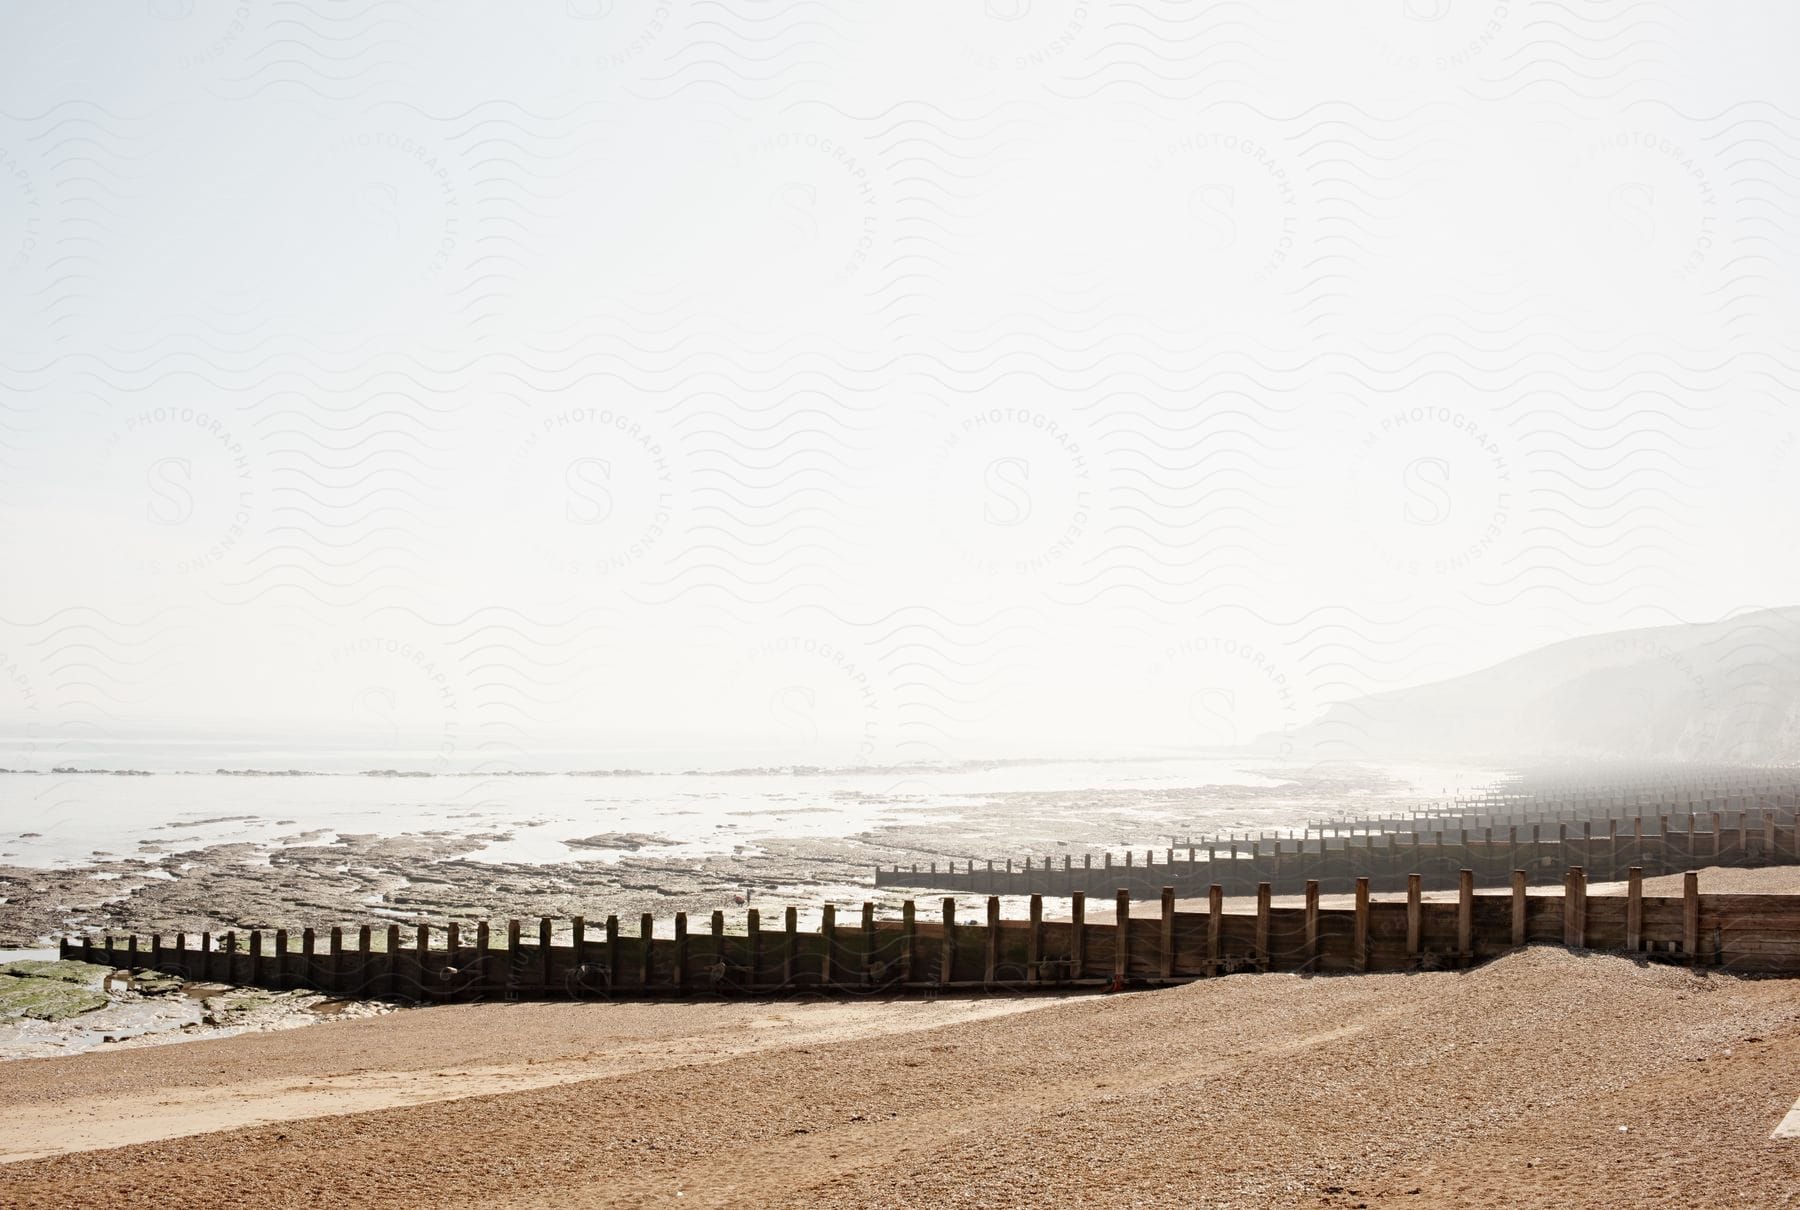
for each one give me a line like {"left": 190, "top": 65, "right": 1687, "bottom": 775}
{"left": 64, "top": 865, "right": 1800, "bottom": 1001}
{"left": 877, "top": 813, "right": 1799, "bottom": 899}
{"left": 1411, "top": 771, "right": 1800, "bottom": 818}
{"left": 1282, "top": 764, "right": 1800, "bottom": 840}
{"left": 1305, "top": 797, "right": 1800, "bottom": 841}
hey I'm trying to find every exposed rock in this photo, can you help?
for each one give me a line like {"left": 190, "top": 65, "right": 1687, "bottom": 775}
{"left": 562, "top": 832, "right": 677, "bottom": 851}
{"left": 0, "top": 974, "right": 108, "bottom": 1021}
{"left": 0, "top": 960, "right": 112, "bottom": 985}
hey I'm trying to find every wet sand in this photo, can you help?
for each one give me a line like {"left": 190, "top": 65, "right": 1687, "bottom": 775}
{"left": 0, "top": 947, "right": 1794, "bottom": 1208}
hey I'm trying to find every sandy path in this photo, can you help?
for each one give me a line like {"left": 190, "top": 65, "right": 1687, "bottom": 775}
{"left": 0, "top": 996, "right": 1069, "bottom": 1163}
{"left": 0, "top": 948, "right": 1795, "bottom": 1208}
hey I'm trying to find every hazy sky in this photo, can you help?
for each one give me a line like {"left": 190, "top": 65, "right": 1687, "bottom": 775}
{"left": 2, "top": 3, "right": 1799, "bottom": 769}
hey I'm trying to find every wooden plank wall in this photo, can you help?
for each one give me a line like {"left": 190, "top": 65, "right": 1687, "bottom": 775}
{"left": 60, "top": 867, "right": 1800, "bottom": 1000}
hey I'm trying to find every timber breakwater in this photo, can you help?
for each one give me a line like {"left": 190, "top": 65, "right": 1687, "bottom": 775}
{"left": 59, "top": 766, "right": 1800, "bottom": 1000}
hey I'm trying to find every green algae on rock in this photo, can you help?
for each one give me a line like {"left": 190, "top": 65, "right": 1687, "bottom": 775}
{"left": 0, "top": 974, "right": 108, "bottom": 1022}
{"left": 0, "top": 960, "right": 112, "bottom": 985}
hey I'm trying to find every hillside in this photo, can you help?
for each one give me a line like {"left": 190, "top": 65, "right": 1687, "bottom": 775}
{"left": 1274, "top": 607, "right": 1800, "bottom": 763}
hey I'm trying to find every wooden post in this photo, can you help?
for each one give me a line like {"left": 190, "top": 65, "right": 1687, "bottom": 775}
{"left": 606, "top": 915, "right": 620, "bottom": 991}
{"left": 640, "top": 913, "right": 655, "bottom": 990}
{"left": 1406, "top": 872, "right": 1422, "bottom": 961}
{"left": 1563, "top": 867, "right": 1586, "bottom": 948}
{"left": 744, "top": 910, "right": 758, "bottom": 990}
{"left": 860, "top": 902, "right": 875, "bottom": 984}
{"left": 531, "top": 918, "right": 548, "bottom": 994}
{"left": 414, "top": 923, "right": 429, "bottom": 997}
{"left": 899, "top": 901, "right": 914, "bottom": 982}
{"left": 1160, "top": 886, "right": 1175, "bottom": 979}
{"left": 1206, "top": 883, "right": 1222, "bottom": 974}
{"left": 571, "top": 915, "right": 585, "bottom": 969}
{"left": 1626, "top": 866, "right": 1643, "bottom": 952}
{"left": 1304, "top": 880, "right": 1319, "bottom": 967}
{"left": 1683, "top": 871, "right": 1700, "bottom": 962}
{"left": 1254, "top": 883, "right": 1271, "bottom": 968}
{"left": 250, "top": 930, "right": 264, "bottom": 987}
{"left": 940, "top": 898, "right": 955, "bottom": 986}
{"left": 1353, "top": 877, "right": 1369, "bottom": 972}
{"left": 674, "top": 912, "right": 689, "bottom": 995}
{"left": 1115, "top": 888, "right": 1130, "bottom": 982}
{"left": 783, "top": 906, "right": 798, "bottom": 988}
{"left": 984, "top": 896, "right": 999, "bottom": 986}
{"left": 1457, "top": 868, "right": 1474, "bottom": 961}
{"left": 819, "top": 904, "right": 835, "bottom": 988}
{"left": 273, "top": 929, "right": 287, "bottom": 989}
{"left": 1511, "top": 870, "right": 1527, "bottom": 947}
{"left": 1070, "top": 891, "right": 1086, "bottom": 978}
{"left": 1028, "top": 894, "right": 1043, "bottom": 984}
{"left": 386, "top": 925, "right": 401, "bottom": 998}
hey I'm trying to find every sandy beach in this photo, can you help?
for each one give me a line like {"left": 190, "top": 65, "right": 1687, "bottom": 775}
{"left": 1, "top": 905, "right": 1795, "bottom": 1207}
{"left": 13, "top": 0, "right": 1800, "bottom": 1203}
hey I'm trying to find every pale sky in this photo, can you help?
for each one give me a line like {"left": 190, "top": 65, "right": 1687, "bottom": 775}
{"left": 1, "top": 3, "right": 1798, "bottom": 769}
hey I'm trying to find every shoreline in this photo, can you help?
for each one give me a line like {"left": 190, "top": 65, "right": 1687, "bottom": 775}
{"left": 0, "top": 763, "right": 1470, "bottom": 947}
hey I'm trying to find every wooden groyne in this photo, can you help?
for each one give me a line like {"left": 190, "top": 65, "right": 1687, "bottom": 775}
{"left": 59, "top": 866, "right": 1800, "bottom": 1001}
{"left": 877, "top": 812, "right": 1800, "bottom": 900}
{"left": 1309, "top": 766, "right": 1800, "bottom": 835}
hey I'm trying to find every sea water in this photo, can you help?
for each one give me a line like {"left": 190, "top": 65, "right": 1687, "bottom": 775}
{"left": 0, "top": 755, "right": 1497, "bottom": 871}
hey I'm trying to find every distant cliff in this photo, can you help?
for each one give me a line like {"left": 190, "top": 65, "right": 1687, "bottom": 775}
{"left": 1268, "top": 608, "right": 1800, "bottom": 763}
